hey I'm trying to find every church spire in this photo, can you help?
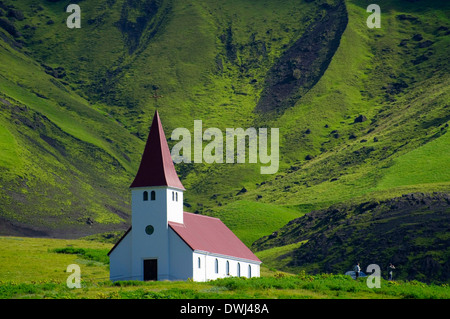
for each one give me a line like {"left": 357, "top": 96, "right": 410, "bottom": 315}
{"left": 130, "top": 110, "right": 185, "bottom": 190}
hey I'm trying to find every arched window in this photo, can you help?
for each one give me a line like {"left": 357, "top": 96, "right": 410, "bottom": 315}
{"left": 215, "top": 259, "right": 219, "bottom": 274}
{"left": 151, "top": 191, "right": 155, "bottom": 201}
{"left": 198, "top": 257, "right": 201, "bottom": 269}
{"left": 248, "top": 265, "right": 252, "bottom": 278}
{"left": 176, "top": 192, "right": 178, "bottom": 202}
{"left": 237, "top": 263, "right": 241, "bottom": 277}
{"left": 172, "top": 191, "right": 174, "bottom": 201}
{"left": 226, "top": 261, "right": 230, "bottom": 275}
{"left": 143, "top": 191, "right": 148, "bottom": 201}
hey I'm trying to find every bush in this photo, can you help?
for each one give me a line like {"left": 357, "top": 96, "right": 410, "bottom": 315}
{"left": 297, "top": 270, "right": 314, "bottom": 281}
{"left": 50, "top": 247, "right": 110, "bottom": 264}
{"left": 111, "top": 280, "right": 144, "bottom": 287}
{"left": 274, "top": 271, "right": 287, "bottom": 279}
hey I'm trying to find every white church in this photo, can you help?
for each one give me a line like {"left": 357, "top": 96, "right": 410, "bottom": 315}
{"left": 108, "top": 110, "right": 261, "bottom": 282}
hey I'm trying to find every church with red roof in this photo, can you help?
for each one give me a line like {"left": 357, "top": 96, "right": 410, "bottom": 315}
{"left": 108, "top": 111, "right": 261, "bottom": 281}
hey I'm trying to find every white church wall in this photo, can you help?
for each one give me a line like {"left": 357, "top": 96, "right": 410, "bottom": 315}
{"left": 192, "top": 251, "right": 261, "bottom": 282}
{"left": 168, "top": 229, "right": 193, "bottom": 280}
{"left": 109, "top": 230, "right": 132, "bottom": 281}
{"left": 193, "top": 251, "right": 207, "bottom": 282}
{"left": 166, "top": 187, "right": 184, "bottom": 224}
{"left": 131, "top": 187, "right": 171, "bottom": 280}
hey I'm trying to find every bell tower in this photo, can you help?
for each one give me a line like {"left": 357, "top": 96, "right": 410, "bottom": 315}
{"left": 129, "top": 110, "right": 185, "bottom": 280}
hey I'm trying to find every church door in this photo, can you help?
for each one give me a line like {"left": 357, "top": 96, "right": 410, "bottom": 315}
{"left": 143, "top": 259, "right": 157, "bottom": 281}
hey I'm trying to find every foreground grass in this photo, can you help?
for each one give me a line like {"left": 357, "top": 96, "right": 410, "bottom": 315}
{"left": 1, "top": 273, "right": 449, "bottom": 299}
{"left": 0, "top": 237, "right": 448, "bottom": 299}
{"left": 0, "top": 236, "right": 112, "bottom": 284}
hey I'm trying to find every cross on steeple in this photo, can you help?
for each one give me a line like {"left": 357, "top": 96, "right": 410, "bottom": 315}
{"left": 150, "top": 90, "right": 163, "bottom": 101}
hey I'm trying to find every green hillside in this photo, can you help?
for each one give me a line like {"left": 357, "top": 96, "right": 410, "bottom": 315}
{"left": 0, "top": 33, "right": 138, "bottom": 236}
{"left": 253, "top": 192, "right": 450, "bottom": 284}
{"left": 0, "top": 0, "right": 449, "bottom": 282}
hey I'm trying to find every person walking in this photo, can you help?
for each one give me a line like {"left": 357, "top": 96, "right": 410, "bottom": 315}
{"left": 388, "top": 263, "right": 395, "bottom": 280}
{"left": 354, "top": 263, "right": 361, "bottom": 280}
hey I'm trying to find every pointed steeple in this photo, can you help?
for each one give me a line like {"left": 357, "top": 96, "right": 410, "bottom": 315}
{"left": 130, "top": 110, "right": 185, "bottom": 190}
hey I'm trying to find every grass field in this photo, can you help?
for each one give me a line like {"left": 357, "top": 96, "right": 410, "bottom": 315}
{"left": 0, "top": 236, "right": 448, "bottom": 299}
{"left": 377, "top": 130, "right": 450, "bottom": 189}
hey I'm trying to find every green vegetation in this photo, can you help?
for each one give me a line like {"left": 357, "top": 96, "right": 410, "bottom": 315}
{"left": 255, "top": 241, "right": 308, "bottom": 271}
{"left": 377, "top": 130, "right": 450, "bottom": 189}
{"left": 2, "top": 274, "right": 449, "bottom": 299}
{"left": 50, "top": 247, "right": 110, "bottom": 265}
{"left": 0, "top": 237, "right": 111, "bottom": 284}
{"left": 205, "top": 200, "right": 303, "bottom": 246}
{"left": 0, "top": 237, "right": 448, "bottom": 299}
{"left": 253, "top": 193, "right": 450, "bottom": 284}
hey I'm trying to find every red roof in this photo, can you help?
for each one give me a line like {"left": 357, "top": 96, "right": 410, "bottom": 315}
{"left": 130, "top": 110, "right": 185, "bottom": 190}
{"left": 169, "top": 212, "right": 261, "bottom": 263}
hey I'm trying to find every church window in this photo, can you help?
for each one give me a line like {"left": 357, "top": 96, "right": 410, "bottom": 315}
{"left": 151, "top": 191, "right": 156, "bottom": 201}
{"left": 176, "top": 192, "right": 178, "bottom": 202}
{"left": 172, "top": 191, "right": 174, "bottom": 201}
{"left": 215, "top": 259, "right": 219, "bottom": 274}
{"left": 237, "top": 263, "right": 241, "bottom": 277}
{"left": 198, "top": 257, "right": 201, "bottom": 268}
{"left": 143, "top": 191, "right": 148, "bottom": 201}
{"left": 248, "top": 265, "right": 252, "bottom": 278}
{"left": 226, "top": 261, "right": 230, "bottom": 275}
{"left": 145, "top": 225, "right": 154, "bottom": 235}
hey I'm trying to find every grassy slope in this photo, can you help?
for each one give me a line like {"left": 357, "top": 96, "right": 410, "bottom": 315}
{"left": 377, "top": 130, "right": 450, "bottom": 189}
{"left": 253, "top": 192, "right": 450, "bottom": 283}
{"left": 0, "top": 8, "right": 140, "bottom": 234}
{"left": 238, "top": 0, "right": 450, "bottom": 206}
{"left": 245, "top": 0, "right": 450, "bottom": 276}
{"left": 0, "top": 0, "right": 322, "bottom": 238}
{"left": 206, "top": 200, "right": 303, "bottom": 246}
{"left": 177, "top": 0, "right": 450, "bottom": 220}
